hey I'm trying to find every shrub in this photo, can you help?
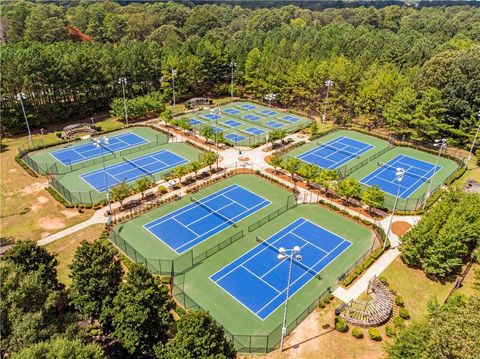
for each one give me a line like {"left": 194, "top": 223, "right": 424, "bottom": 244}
{"left": 335, "top": 317, "right": 349, "bottom": 333}
{"left": 395, "top": 296, "right": 405, "bottom": 307}
{"left": 368, "top": 327, "right": 382, "bottom": 341}
{"left": 352, "top": 327, "right": 363, "bottom": 339}
{"left": 399, "top": 307, "right": 410, "bottom": 320}
{"left": 393, "top": 316, "right": 405, "bottom": 329}
{"left": 378, "top": 275, "right": 389, "bottom": 285}
{"left": 385, "top": 325, "right": 396, "bottom": 337}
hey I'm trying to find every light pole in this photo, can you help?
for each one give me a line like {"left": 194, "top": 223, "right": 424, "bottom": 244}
{"left": 422, "top": 138, "right": 447, "bottom": 209}
{"left": 210, "top": 108, "right": 221, "bottom": 169}
{"left": 278, "top": 245, "right": 302, "bottom": 351}
{"left": 118, "top": 77, "right": 128, "bottom": 126}
{"left": 385, "top": 168, "right": 405, "bottom": 250}
{"left": 171, "top": 68, "right": 177, "bottom": 117}
{"left": 230, "top": 61, "right": 236, "bottom": 99}
{"left": 466, "top": 111, "right": 480, "bottom": 166}
{"left": 16, "top": 93, "right": 32, "bottom": 142}
{"left": 265, "top": 93, "right": 276, "bottom": 108}
{"left": 322, "top": 80, "right": 334, "bottom": 127}
{"left": 93, "top": 137, "right": 113, "bottom": 224}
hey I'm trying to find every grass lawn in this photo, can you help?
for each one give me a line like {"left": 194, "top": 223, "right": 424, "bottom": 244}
{"left": 382, "top": 258, "right": 452, "bottom": 321}
{"left": 0, "top": 116, "right": 124, "bottom": 242}
{"left": 45, "top": 224, "right": 105, "bottom": 286}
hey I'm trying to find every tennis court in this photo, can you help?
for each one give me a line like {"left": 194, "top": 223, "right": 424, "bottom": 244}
{"left": 183, "top": 101, "right": 311, "bottom": 147}
{"left": 265, "top": 120, "right": 285, "bottom": 128}
{"left": 297, "top": 136, "right": 374, "bottom": 169}
{"left": 243, "top": 127, "right": 265, "bottom": 135}
{"left": 80, "top": 149, "right": 188, "bottom": 192}
{"left": 211, "top": 217, "right": 351, "bottom": 320}
{"left": 361, "top": 154, "right": 441, "bottom": 199}
{"left": 280, "top": 115, "right": 300, "bottom": 123}
{"left": 51, "top": 133, "right": 147, "bottom": 166}
{"left": 223, "top": 119, "right": 242, "bottom": 128}
{"left": 144, "top": 184, "right": 271, "bottom": 254}
{"left": 225, "top": 134, "right": 247, "bottom": 143}
{"left": 189, "top": 118, "right": 203, "bottom": 126}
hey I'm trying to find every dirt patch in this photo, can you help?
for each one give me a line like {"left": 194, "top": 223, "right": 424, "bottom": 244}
{"left": 391, "top": 221, "right": 411, "bottom": 236}
{"left": 62, "top": 209, "right": 80, "bottom": 219}
{"left": 238, "top": 156, "right": 250, "bottom": 162}
{"left": 31, "top": 196, "right": 50, "bottom": 212}
{"left": 19, "top": 181, "right": 47, "bottom": 196}
{"left": 39, "top": 217, "right": 65, "bottom": 231}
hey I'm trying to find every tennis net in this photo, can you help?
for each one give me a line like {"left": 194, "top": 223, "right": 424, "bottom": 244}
{"left": 256, "top": 236, "right": 321, "bottom": 280}
{"left": 190, "top": 196, "right": 237, "bottom": 227}
{"left": 317, "top": 141, "right": 361, "bottom": 159}
{"left": 377, "top": 161, "right": 436, "bottom": 181}
{"left": 122, "top": 155, "right": 153, "bottom": 177}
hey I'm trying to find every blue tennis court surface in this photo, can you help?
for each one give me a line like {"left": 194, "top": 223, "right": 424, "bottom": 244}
{"left": 223, "top": 119, "right": 242, "bottom": 128}
{"left": 239, "top": 104, "right": 256, "bottom": 110}
{"left": 224, "top": 108, "right": 241, "bottom": 115}
{"left": 243, "top": 127, "right": 265, "bottom": 135}
{"left": 203, "top": 114, "right": 222, "bottom": 120}
{"left": 260, "top": 109, "right": 278, "bottom": 116}
{"left": 189, "top": 118, "right": 203, "bottom": 126}
{"left": 361, "top": 154, "right": 441, "bottom": 199}
{"left": 51, "top": 133, "right": 148, "bottom": 166}
{"left": 144, "top": 184, "right": 271, "bottom": 254}
{"left": 265, "top": 120, "right": 284, "bottom": 128}
{"left": 80, "top": 150, "right": 187, "bottom": 192}
{"left": 210, "top": 126, "right": 224, "bottom": 133}
{"left": 225, "top": 134, "right": 246, "bottom": 143}
{"left": 280, "top": 115, "right": 300, "bottom": 123}
{"left": 244, "top": 114, "right": 262, "bottom": 122}
{"left": 211, "top": 218, "right": 351, "bottom": 319}
{"left": 298, "top": 136, "right": 374, "bottom": 169}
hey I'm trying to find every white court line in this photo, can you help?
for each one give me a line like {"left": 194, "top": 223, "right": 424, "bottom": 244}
{"left": 145, "top": 185, "right": 243, "bottom": 230}
{"left": 241, "top": 265, "right": 281, "bottom": 294}
{"left": 173, "top": 217, "right": 200, "bottom": 236}
{"left": 175, "top": 199, "right": 271, "bottom": 253}
{"left": 291, "top": 232, "right": 329, "bottom": 255}
{"left": 255, "top": 237, "right": 350, "bottom": 316}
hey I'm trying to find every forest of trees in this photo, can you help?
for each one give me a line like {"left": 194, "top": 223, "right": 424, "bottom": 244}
{"left": 0, "top": 239, "right": 235, "bottom": 358}
{"left": 1, "top": 1, "right": 479, "bottom": 148}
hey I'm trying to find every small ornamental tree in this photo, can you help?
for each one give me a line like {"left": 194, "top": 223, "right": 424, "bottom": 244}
{"left": 338, "top": 178, "right": 361, "bottom": 203}
{"left": 134, "top": 177, "right": 152, "bottom": 199}
{"left": 199, "top": 126, "right": 214, "bottom": 141}
{"left": 111, "top": 264, "right": 174, "bottom": 357}
{"left": 270, "top": 155, "right": 284, "bottom": 174}
{"left": 176, "top": 117, "right": 192, "bottom": 132}
{"left": 110, "top": 181, "right": 130, "bottom": 208}
{"left": 361, "top": 186, "right": 385, "bottom": 210}
{"left": 161, "top": 311, "right": 236, "bottom": 359}
{"left": 1, "top": 240, "right": 62, "bottom": 290}
{"left": 284, "top": 157, "right": 301, "bottom": 180}
{"left": 199, "top": 152, "right": 217, "bottom": 172}
{"left": 69, "top": 240, "right": 123, "bottom": 322}
{"left": 298, "top": 163, "right": 319, "bottom": 187}
{"left": 315, "top": 169, "right": 339, "bottom": 195}
{"left": 269, "top": 129, "right": 287, "bottom": 150}
{"left": 188, "top": 161, "right": 202, "bottom": 178}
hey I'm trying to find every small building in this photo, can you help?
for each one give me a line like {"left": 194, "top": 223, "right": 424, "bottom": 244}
{"left": 463, "top": 179, "right": 480, "bottom": 194}
{"left": 186, "top": 97, "right": 212, "bottom": 109}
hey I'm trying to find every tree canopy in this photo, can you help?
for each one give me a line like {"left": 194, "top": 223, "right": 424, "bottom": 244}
{"left": 1, "top": 2, "right": 479, "bottom": 150}
{"left": 400, "top": 191, "right": 480, "bottom": 279}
